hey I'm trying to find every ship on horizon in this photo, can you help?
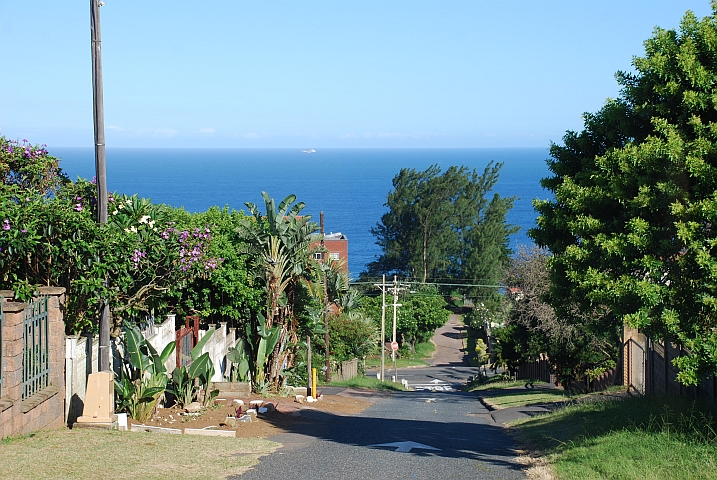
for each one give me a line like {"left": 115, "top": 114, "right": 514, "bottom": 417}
{"left": 302, "top": 149, "right": 316, "bottom": 154}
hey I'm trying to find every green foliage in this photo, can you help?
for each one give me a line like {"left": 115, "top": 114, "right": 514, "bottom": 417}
{"left": 531, "top": 5, "right": 717, "bottom": 384}
{"left": 0, "top": 137, "right": 68, "bottom": 196}
{"left": 240, "top": 192, "right": 318, "bottom": 390}
{"left": 366, "top": 162, "right": 517, "bottom": 287}
{"left": 327, "top": 311, "right": 378, "bottom": 363}
{"left": 167, "top": 328, "right": 219, "bottom": 408}
{"left": 114, "top": 323, "right": 175, "bottom": 422}
{"left": 359, "top": 288, "right": 449, "bottom": 350}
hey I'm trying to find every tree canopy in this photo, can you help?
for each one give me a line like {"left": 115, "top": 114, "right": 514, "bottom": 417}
{"left": 366, "top": 163, "right": 517, "bottom": 290}
{"left": 532, "top": 4, "right": 717, "bottom": 384}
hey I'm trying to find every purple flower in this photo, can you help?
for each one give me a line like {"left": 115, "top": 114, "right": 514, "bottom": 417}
{"left": 2, "top": 220, "right": 10, "bottom": 231}
{"left": 75, "top": 204, "right": 83, "bottom": 212}
{"left": 21, "top": 229, "right": 26, "bottom": 233}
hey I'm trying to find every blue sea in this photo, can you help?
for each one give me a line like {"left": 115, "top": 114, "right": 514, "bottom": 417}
{"left": 53, "top": 148, "right": 552, "bottom": 277}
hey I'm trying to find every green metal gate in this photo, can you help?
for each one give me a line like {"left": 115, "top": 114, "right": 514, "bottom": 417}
{"left": 0, "top": 298, "right": 4, "bottom": 398}
{"left": 23, "top": 296, "right": 49, "bottom": 399}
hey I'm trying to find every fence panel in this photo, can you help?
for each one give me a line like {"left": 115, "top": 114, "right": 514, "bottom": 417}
{"left": 516, "top": 359, "right": 551, "bottom": 382}
{"left": 23, "top": 296, "right": 49, "bottom": 399}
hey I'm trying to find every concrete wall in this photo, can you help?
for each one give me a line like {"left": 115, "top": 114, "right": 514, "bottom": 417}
{"left": 197, "top": 323, "right": 236, "bottom": 382}
{"left": 65, "top": 314, "right": 175, "bottom": 425}
{"left": 0, "top": 288, "right": 66, "bottom": 440}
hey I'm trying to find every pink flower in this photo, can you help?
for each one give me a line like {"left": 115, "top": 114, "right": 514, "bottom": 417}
{"left": 2, "top": 220, "right": 9, "bottom": 231}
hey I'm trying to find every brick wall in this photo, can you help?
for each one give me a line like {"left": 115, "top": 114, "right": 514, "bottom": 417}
{"left": 0, "top": 287, "right": 66, "bottom": 440}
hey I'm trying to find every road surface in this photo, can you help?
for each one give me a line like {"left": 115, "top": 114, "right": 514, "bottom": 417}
{"left": 237, "top": 315, "right": 525, "bottom": 479}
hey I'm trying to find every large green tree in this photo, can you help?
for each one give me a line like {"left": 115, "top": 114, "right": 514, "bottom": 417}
{"left": 367, "top": 163, "right": 516, "bottom": 285}
{"left": 532, "top": 4, "right": 717, "bottom": 384}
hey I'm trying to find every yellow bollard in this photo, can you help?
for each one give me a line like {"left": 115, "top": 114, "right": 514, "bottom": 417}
{"left": 312, "top": 368, "right": 318, "bottom": 397}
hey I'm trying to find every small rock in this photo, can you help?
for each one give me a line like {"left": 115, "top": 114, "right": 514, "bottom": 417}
{"left": 224, "top": 416, "right": 238, "bottom": 428}
{"left": 232, "top": 399, "right": 245, "bottom": 407}
{"left": 246, "top": 408, "right": 257, "bottom": 415}
{"left": 249, "top": 400, "right": 264, "bottom": 407}
{"left": 295, "top": 395, "right": 305, "bottom": 404}
{"left": 238, "top": 414, "right": 252, "bottom": 423}
{"left": 306, "top": 396, "right": 317, "bottom": 403}
{"left": 185, "top": 402, "right": 202, "bottom": 413}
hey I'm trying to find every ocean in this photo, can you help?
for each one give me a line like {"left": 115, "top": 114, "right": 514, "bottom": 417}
{"left": 53, "top": 148, "right": 552, "bottom": 277}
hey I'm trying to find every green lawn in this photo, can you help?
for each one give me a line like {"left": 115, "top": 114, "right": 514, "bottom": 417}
{"left": 481, "top": 389, "right": 570, "bottom": 409}
{"left": 326, "top": 376, "right": 407, "bottom": 391}
{"left": 0, "top": 428, "right": 278, "bottom": 480}
{"left": 364, "top": 341, "right": 435, "bottom": 369}
{"left": 466, "top": 376, "right": 547, "bottom": 392}
{"left": 511, "top": 394, "right": 717, "bottom": 479}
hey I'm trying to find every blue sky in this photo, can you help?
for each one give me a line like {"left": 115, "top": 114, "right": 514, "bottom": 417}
{"left": 0, "top": 1, "right": 713, "bottom": 148}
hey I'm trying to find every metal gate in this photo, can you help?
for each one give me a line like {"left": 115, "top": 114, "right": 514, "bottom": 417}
{"left": 0, "top": 298, "right": 4, "bottom": 397}
{"left": 23, "top": 296, "right": 49, "bottom": 399}
{"left": 176, "top": 315, "right": 199, "bottom": 367}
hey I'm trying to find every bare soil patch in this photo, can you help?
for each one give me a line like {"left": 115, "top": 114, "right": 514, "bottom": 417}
{"left": 128, "top": 392, "right": 374, "bottom": 438}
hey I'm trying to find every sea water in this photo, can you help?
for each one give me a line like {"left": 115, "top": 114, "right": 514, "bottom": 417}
{"left": 53, "top": 148, "right": 552, "bottom": 277}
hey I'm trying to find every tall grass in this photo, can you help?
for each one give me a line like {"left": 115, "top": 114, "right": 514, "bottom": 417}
{"left": 513, "top": 395, "right": 717, "bottom": 479}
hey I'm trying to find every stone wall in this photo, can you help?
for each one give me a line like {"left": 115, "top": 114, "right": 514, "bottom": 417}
{"left": 0, "top": 288, "right": 66, "bottom": 440}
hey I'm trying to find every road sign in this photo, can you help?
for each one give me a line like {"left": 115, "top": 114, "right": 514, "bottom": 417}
{"left": 391, "top": 341, "right": 399, "bottom": 351}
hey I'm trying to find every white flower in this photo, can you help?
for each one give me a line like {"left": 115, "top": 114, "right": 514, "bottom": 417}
{"left": 118, "top": 204, "right": 124, "bottom": 210}
{"left": 139, "top": 215, "right": 150, "bottom": 224}
{"left": 125, "top": 199, "right": 132, "bottom": 205}
{"left": 112, "top": 210, "right": 118, "bottom": 215}
{"left": 130, "top": 226, "right": 137, "bottom": 233}
{"left": 124, "top": 228, "right": 131, "bottom": 233}
{"left": 148, "top": 219, "right": 155, "bottom": 227}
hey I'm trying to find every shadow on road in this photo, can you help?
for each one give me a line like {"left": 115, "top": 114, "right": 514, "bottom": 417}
{"left": 257, "top": 390, "right": 524, "bottom": 475}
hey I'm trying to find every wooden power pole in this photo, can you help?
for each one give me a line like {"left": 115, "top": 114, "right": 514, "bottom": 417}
{"left": 91, "top": 0, "right": 110, "bottom": 371}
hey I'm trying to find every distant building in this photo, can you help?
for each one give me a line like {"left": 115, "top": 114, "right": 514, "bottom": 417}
{"left": 310, "top": 213, "right": 348, "bottom": 273}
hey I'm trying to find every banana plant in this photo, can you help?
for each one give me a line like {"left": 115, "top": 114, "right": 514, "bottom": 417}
{"left": 114, "top": 323, "right": 175, "bottom": 422}
{"left": 227, "top": 338, "right": 251, "bottom": 382}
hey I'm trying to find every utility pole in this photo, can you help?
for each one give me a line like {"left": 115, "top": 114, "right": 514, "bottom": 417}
{"left": 91, "top": 0, "right": 110, "bottom": 371}
{"left": 372, "top": 275, "right": 387, "bottom": 381}
{"left": 391, "top": 275, "right": 399, "bottom": 378}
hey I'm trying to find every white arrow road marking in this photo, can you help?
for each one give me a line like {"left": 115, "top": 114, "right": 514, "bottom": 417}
{"left": 369, "top": 441, "right": 440, "bottom": 453}
{"left": 429, "top": 379, "right": 444, "bottom": 384}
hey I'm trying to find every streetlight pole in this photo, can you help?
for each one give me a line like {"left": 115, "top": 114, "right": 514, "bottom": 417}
{"left": 91, "top": 0, "right": 110, "bottom": 371}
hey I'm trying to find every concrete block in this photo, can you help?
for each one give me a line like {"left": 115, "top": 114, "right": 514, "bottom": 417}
{"left": 130, "top": 424, "right": 181, "bottom": 434}
{"left": 184, "top": 428, "right": 236, "bottom": 437}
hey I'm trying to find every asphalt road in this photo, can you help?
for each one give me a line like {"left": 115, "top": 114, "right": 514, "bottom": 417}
{"left": 237, "top": 316, "right": 525, "bottom": 479}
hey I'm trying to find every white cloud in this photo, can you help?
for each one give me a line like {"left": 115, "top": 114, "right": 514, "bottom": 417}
{"left": 199, "top": 127, "right": 215, "bottom": 134}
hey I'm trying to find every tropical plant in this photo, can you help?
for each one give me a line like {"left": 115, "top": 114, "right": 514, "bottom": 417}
{"left": 167, "top": 327, "right": 218, "bottom": 408}
{"left": 114, "top": 323, "right": 175, "bottom": 422}
{"left": 240, "top": 192, "right": 318, "bottom": 390}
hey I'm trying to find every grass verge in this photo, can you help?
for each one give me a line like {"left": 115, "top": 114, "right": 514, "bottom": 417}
{"left": 465, "top": 376, "right": 547, "bottom": 392}
{"left": 326, "top": 376, "right": 407, "bottom": 391}
{"left": 482, "top": 389, "right": 571, "bottom": 409}
{"left": 0, "top": 428, "right": 279, "bottom": 480}
{"left": 511, "top": 394, "right": 717, "bottom": 479}
{"left": 364, "top": 341, "right": 435, "bottom": 369}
